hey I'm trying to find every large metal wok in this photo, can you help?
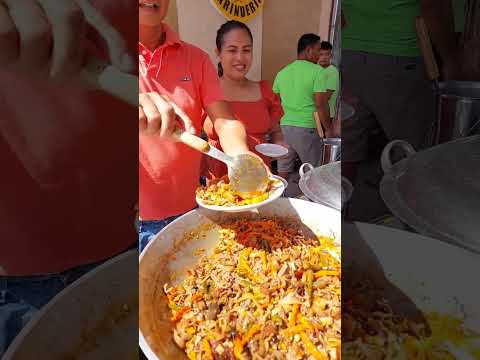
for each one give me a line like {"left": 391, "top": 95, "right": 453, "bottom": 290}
{"left": 380, "top": 136, "right": 480, "bottom": 253}
{"left": 3, "top": 250, "right": 138, "bottom": 360}
{"left": 139, "top": 198, "right": 341, "bottom": 360}
{"left": 298, "top": 161, "right": 352, "bottom": 212}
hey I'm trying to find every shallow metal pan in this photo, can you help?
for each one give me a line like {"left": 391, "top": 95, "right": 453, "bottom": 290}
{"left": 380, "top": 136, "right": 480, "bottom": 253}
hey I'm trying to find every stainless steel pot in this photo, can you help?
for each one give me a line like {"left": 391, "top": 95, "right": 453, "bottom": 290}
{"left": 321, "top": 138, "right": 341, "bottom": 164}
{"left": 436, "top": 81, "right": 480, "bottom": 143}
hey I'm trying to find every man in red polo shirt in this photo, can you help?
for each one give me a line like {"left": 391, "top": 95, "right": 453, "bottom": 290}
{"left": 138, "top": 0, "right": 258, "bottom": 250}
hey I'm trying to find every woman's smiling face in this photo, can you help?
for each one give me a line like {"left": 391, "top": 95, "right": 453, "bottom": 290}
{"left": 217, "top": 28, "right": 253, "bottom": 80}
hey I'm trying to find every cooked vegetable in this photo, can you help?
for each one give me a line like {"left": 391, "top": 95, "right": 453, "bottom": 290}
{"left": 300, "top": 332, "right": 328, "bottom": 360}
{"left": 163, "top": 218, "right": 341, "bottom": 359}
{"left": 196, "top": 177, "right": 280, "bottom": 207}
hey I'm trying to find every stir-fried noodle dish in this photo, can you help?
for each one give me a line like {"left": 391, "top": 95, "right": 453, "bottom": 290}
{"left": 164, "top": 218, "right": 341, "bottom": 359}
{"left": 196, "top": 178, "right": 281, "bottom": 207}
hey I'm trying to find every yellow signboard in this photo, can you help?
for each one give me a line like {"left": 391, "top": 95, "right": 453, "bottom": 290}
{"left": 210, "top": 0, "right": 264, "bottom": 23}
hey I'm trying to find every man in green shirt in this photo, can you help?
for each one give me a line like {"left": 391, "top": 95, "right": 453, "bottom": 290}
{"left": 318, "top": 41, "right": 340, "bottom": 121}
{"left": 340, "top": 0, "right": 459, "bottom": 186}
{"left": 273, "top": 33, "right": 330, "bottom": 180}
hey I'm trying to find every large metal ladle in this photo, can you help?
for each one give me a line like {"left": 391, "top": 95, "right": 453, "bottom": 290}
{"left": 173, "top": 129, "right": 269, "bottom": 196}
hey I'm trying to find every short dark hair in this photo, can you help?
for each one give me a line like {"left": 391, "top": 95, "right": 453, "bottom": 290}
{"left": 320, "top": 41, "right": 333, "bottom": 50}
{"left": 297, "top": 33, "right": 321, "bottom": 55}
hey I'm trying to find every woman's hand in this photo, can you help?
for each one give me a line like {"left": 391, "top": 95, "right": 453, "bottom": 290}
{"left": 272, "top": 139, "right": 290, "bottom": 149}
{"left": 271, "top": 140, "right": 291, "bottom": 160}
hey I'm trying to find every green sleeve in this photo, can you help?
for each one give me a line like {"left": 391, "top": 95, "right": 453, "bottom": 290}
{"left": 313, "top": 67, "right": 326, "bottom": 93}
{"left": 325, "top": 67, "right": 339, "bottom": 92}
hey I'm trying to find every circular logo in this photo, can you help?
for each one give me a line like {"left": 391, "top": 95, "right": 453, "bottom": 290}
{"left": 210, "top": 0, "right": 264, "bottom": 23}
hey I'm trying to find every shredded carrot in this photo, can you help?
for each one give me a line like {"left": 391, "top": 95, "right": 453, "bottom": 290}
{"left": 243, "top": 324, "right": 261, "bottom": 342}
{"left": 233, "top": 338, "right": 245, "bottom": 360}
{"left": 237, "top": 250, "right": 260, "bottom": 282}
{"left": 289, "top": 304, "right": 299, "bottom": 327}
{"left": 281, "top": 324, "right": 314, "bottom": 338}
{"left": 171, "top": 306, "right": 191, "bottom": 323}
{"left": 203, "top": 338, "right": 213, "bottom": 359}
{"left": 300, "top": 332, "right": 328, "bottom": 360}
{"left": 191, "top": 293, "right": 203, "bottom": 303}
{"left": 305, "top": 269, "right": 313, "bottom": 304}
{"left": 314, "top": 270, "right": 340, "bottom": 278}
{"left": 298, "top": 315, "right": 316, "bottom": 330}
{"left": 233, "top": 324, "right": 261, "bottom": 359}
{"left": 259, "top": 251, "right": 268, "bottom": 271}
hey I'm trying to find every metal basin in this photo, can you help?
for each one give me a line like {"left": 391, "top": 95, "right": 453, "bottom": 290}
{"left": 298, "top": 161, "right": 342, "bottom": 211}
{"left": 380, "top": 136, "right": 480, "bottom": 253}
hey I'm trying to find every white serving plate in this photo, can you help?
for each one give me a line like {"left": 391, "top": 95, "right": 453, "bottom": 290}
{"left": 254, "top": 143, "right": 289, "bottom": 158}
{"left": 196, "top": 175, "right": 287, "bottom": 213}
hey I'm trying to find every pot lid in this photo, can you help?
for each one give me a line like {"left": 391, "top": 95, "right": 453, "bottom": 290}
{"left": 298, "top": 161, "right": 343, "bottom": 210}
{"left": 380, "top": 136, "right": 480, "bottom": 253}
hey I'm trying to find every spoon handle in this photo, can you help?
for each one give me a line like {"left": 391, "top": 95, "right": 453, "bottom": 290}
{"left": 172, "top": 128, "right": 210, "bottom": 153}
{"left": 81, "top": 57, "right": 138, "bottom": 107}
{"left": 172, "top": 129, "right": 234, "bottom": 166}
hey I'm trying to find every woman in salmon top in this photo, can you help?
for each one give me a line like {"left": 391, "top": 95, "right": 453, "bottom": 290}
{"left": 203, "top": 20, "right": 287, "bottom": 180}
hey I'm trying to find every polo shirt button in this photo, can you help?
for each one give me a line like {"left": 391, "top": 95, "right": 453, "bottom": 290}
{"left": 142, "top": 50, "right": 147, "bottom": 55}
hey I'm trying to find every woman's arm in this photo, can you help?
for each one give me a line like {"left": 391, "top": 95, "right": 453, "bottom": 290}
{"left": 207, "top": 100, "right": 271, "bottom": 174}
{"left": 206, "top": 100, "right": 250, "bottom": 156}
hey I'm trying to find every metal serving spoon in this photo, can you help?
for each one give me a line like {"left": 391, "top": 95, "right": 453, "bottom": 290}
{"left": 173, "top": 129, "right": 269, "bottom": 196}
